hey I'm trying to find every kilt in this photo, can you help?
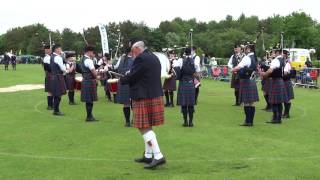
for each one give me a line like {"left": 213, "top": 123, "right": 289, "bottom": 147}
{"left": 261, "top": 78, "right": 271, "bottom": 94}
{"left": 65, "top": 74, "right": 76, "bottom": 91}
{"left": 49, "top": 74, "right": 66, "bottom": 97}
{"left": 284, "top": 79, "right": 294, "bottom": 101}
{"left": 116, "top": 83, "right": 130, "bottom": 104}
{"left": 177, "top": 80, "right": 196, "bottom": 106}
{"left": 268, "top": 78, "right": 288, "bottom": 104}
{"left": 230, "top": 73, "right": 240, "bottom": 89}
{"left": 163, "top": 77, "right": 177, "bottom": 91}
{"left": 81, "top": 79, "right": 98, "bottom": 103}
{"left": 239, "top": 79, "right": 259, "bottom": 104}
{"left": 132, "top": 97, "right": 164, "bottom": 129}
{"left": 44, "top": 72, "right": 52, "bottom": 92}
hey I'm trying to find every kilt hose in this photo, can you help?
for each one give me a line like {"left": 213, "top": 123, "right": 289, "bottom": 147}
{"left": 239, "top": 78, "right": 259, "bottom": 104}
{"left": 284, "top": 80, "right": 294, "bottom": 101}
{"left": 116, "top": 82, "right": 130, "bottom": 104}
{"left": 50, "top": 74, "right": 66, "bottom": 97}
{"left": 231, "top": 73, "right": 240, "bottom": 89}
{"left": 81, "top": 79, "right": 98, "bottom": 103}
{"left": 132, "top": 96, "right": 165, "bottom": 129}
{"left": 268, "top": 78, "right": 288, "bottom": 104}
{"left": 65, "top": 74, "right": 76, "bottom": 91}
{"left": 163, "top": 77, "right": 177, "bottom": 91}
{"left": 177, "top": 80, "right": 196, "bottom": 106}
{"left": 44, "top": 72, "right": 52, "bottom": 92}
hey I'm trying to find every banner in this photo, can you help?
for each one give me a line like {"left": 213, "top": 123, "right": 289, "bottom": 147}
{"left": 98, "top": 24, "right": 109, "bottom": 55}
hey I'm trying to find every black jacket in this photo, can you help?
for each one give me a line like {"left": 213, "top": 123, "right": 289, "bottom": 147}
{"left": 121, "top": 49, "right": 163, "bottom": 100}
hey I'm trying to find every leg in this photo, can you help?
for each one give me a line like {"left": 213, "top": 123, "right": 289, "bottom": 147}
{"left": 188, "top": 106, "right": 194, "bottom": 127}
{"left": 234, "top": 89, "right": 240, "bottom": 106}
{"left": 169, "top": 91, "right": 174, "bottom": 107}
{"left": 123, "top": 104, "right": 131, "bottom": 127}
{"left": 85, "top": 102, "right": 96, "bottom": 121}
{"left": 195, "top": 87, "right": 199, "bottom": 104}
{"left": 164, "top": 91, "right": 169, "bottom": 106}
{"left": 138, "top": 128, "right": 166, "bottom": 169}
{"left": 240, "top": 103, "right": 253, "bottom": 126}
{"left": 53, "top": 96, "right": 63, "bottom": 115}
{"left": 181, "top": 106, "right": 188, "bottom": 127}
{"left": 68, "top": 91, "right": 75, "bottom": 104}
{"left": 105, "top": 89, "right": 111, "bottom": 101}
{"left": 47, "top": 92, "right": 53, "bottom": 110}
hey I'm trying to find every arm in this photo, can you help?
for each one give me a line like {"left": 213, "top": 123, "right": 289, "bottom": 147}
{"left": 55, "top": 56, "right": 67, "bottom": 73}
{"left": 120, "top": 57, "right": 146, "bottom": 85}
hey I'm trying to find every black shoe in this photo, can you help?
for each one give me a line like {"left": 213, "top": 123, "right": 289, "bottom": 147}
{"left": 240, "top": 122, "right": 253, "bottom": 127}
{"left": 69, "top": 102, "right": 76, "bottom": 105}
{"left": 266, "top": 120, "right": 281, "bottom": 124}
{"left": 53, "top": 111, "right": 64, "bottom": 116}
{"left": 282, "top": 114, "right": 290, "bottom": 119}
{"left": 182, "top": 122, "right": 188, "bottom": 127}
{"left": 164, "top": 103, "right": 170, "bottom": 107}
{"left": 47, "top": 106, "right": 53, "bottom": 110}
{"left": 144, "top": 157, "right": 166, "bottom": 169}
{"left": 134, "top": 156, "right": 153, "bottom": 164}
{"left": 189, "top": 123, "right": 194, "bottom": 127}
{"left": 86, "top": 117, "right": 98, "bottom": 122}
{"left": 125, "top": 122, "right": 131, "bottom": 127}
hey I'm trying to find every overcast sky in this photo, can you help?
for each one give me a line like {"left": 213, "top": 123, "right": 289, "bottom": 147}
{"left": 0, "top": 0, "right": 318, "bottom": 34}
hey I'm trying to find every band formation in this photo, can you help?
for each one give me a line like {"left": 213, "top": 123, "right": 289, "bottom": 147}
{"left": 8, "top": 34, "right": 294, "bottom": 169}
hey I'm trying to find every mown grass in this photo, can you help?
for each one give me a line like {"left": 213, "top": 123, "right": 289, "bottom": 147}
{"left": 0, "top": 65, "right": 320, "bottom": 180}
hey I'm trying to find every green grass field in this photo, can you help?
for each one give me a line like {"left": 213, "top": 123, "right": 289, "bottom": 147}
{"left": 0, "top": 65, "right": 320, "bottom": 180}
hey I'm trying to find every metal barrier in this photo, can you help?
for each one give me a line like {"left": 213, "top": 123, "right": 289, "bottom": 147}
{"left": 201, "top": 65, "right": 230, "bottom": 81}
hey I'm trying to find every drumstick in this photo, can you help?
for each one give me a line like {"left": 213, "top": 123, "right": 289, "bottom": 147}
{"left": 109, "top": 71, "right": 125, "bottom": 77}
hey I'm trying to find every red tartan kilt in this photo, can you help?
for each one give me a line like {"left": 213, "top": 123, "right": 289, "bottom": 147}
{"left": 269, "top": 78, "right": 288, "bottom": 104}
{"left": 284, "top": 80, "right": 294, "bottom": 100}
{"left": 132, "top": 97, "right": 165, "bottom": 129}
{"left": 44, "top": 73, "right": 52, "bottom": 92}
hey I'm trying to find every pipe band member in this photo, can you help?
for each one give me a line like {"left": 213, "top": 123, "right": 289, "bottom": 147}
{"left": 114, "top": 48, "right": 134, "bottom": 127}
{"left": 163, "top": 50, "right": 177, "bottom": 108}
{"left": 192, "top": 46, "right": 201, "bottom": 104}
{"left": 282, "top": 50, "right": 294, "bottom": 118}
{"left": 175, "top": 47, "right": 197, "bottom": 127}
{"left": 233, "top": 43, "right": 259, "bottom": 127}
{"left": 228, "top": 43, "right": 245, "bottom": 106}
{"left": 262, "top": 47, "right": 289, "bottom": 124}
{"left": 80, "top": 45, "right": 98, "bottom": 122}
{"left": 43, "top": 44, "right": 54, "bottom": 110}
{"left": 120, "top": 38, "right": 166, "bottom": 169}
{"left": 65, "top": 52, "right": 77, "bottom": 105}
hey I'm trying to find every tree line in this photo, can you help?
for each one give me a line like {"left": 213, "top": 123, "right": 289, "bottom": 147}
{"left": 0, "top": 11, "right": 319, "bottom": 59}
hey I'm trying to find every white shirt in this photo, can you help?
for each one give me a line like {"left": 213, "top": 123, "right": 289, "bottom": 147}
{"left": 53, "top": 53, "right": 66, "bottom": 73}
{"left": 238, "top": 52, "right": 254, "bottom": 68}
{"left": 84, "top": 55, "right": 95, "bottom": 70}
{"left": 174, "top": 57, "right": 183, "bottom": 68}
{"left": 270, "top": 56, "right": 282, "bottom": 69}
{"left": 43, "top": 54, "right": 50, "bottom": 64}
{"left": 193, "top": 54, "right": 201, "bottom": 73}
{"left": 284, "top": 62, "right": 291, "bottom": 73}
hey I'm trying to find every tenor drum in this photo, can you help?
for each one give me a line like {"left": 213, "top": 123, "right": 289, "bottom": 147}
{"left": 74, "top": 76, "right": 83, "bottom": 90}
{"left": 107, "top": 78, "right": 119, "bottom": 94}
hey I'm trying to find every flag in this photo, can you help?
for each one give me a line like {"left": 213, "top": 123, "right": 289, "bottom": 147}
{"left": 98, "top": 24, "right": 109, "bottom": 55}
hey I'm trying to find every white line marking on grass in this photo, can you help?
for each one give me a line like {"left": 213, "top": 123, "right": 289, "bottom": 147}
{"left": 1, "top": 151, "right": 320, "bottom": 163}
{"left": 34, "top": 101, "right": 45, "bottom": 114}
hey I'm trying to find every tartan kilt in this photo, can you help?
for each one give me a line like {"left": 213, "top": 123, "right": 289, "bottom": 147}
{"left": 177, "top": 80, "right": 196, "bottom": 106}
{"left": 132, "top": 97, "right": 165, "bottom": 129}
{"left": 268, "top": 78, "right": 288, "bottom": 104}
{"left": 44, "top": 72, "right": 52, "bottom": 92}
{"left": 284, "top": 79, "right": 294, "bottom": 101}
{"left": 163, "top": 77, "right": 177, "bottom": 91}
{"left": 239, "top": 79, "right": 259, "bottom": 104}
{"left": 49, "top": 74, "right": 66, "bottom": 97}
{"left": 261, "top": 78, "right": 271, "bottom": 94}
{"left": 81, "top": 79, "right": 98, "bottom": 103}
{"left": 116, "top": 83, "right": 130, "bottom": 104}
{"left": 65, "top": 74, "right": 75, "bottom": 91}
{"left": 230, "top": 73, "right": 240, "bottom": 89}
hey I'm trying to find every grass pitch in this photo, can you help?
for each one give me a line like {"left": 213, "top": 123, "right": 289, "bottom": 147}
{"left": 0, "top": 65, "right": 320, "bottom": 180}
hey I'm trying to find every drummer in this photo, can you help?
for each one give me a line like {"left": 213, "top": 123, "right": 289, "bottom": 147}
{"left": 113, "top": 48, "right": 134, "bottom": 127}
{"left": 163, "top": 50, "right": 177, "bottom": 108}
{"left": 101, "top": 53, "right": 113, "bottom": 102}
{"left": 80, "top": 45, "right": 98, "bottom": 122}
{"left": 65, "top": 52, "right": 77, "bottom": 105}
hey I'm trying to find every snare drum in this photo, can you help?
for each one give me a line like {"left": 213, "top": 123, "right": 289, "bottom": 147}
{"left": 74, "top": 76, "right": 83, "bottom": 90}
{"left": 107, "top": 78, "right": 119, "bottom": 94}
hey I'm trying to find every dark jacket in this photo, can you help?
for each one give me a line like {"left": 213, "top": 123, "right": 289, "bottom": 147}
{"left": 121, "top": 49, "right": 163, "bottom": 100}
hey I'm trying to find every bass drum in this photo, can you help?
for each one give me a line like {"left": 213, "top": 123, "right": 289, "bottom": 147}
{"left": 153, "top": 52, "right": 170, "bottom": 78}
